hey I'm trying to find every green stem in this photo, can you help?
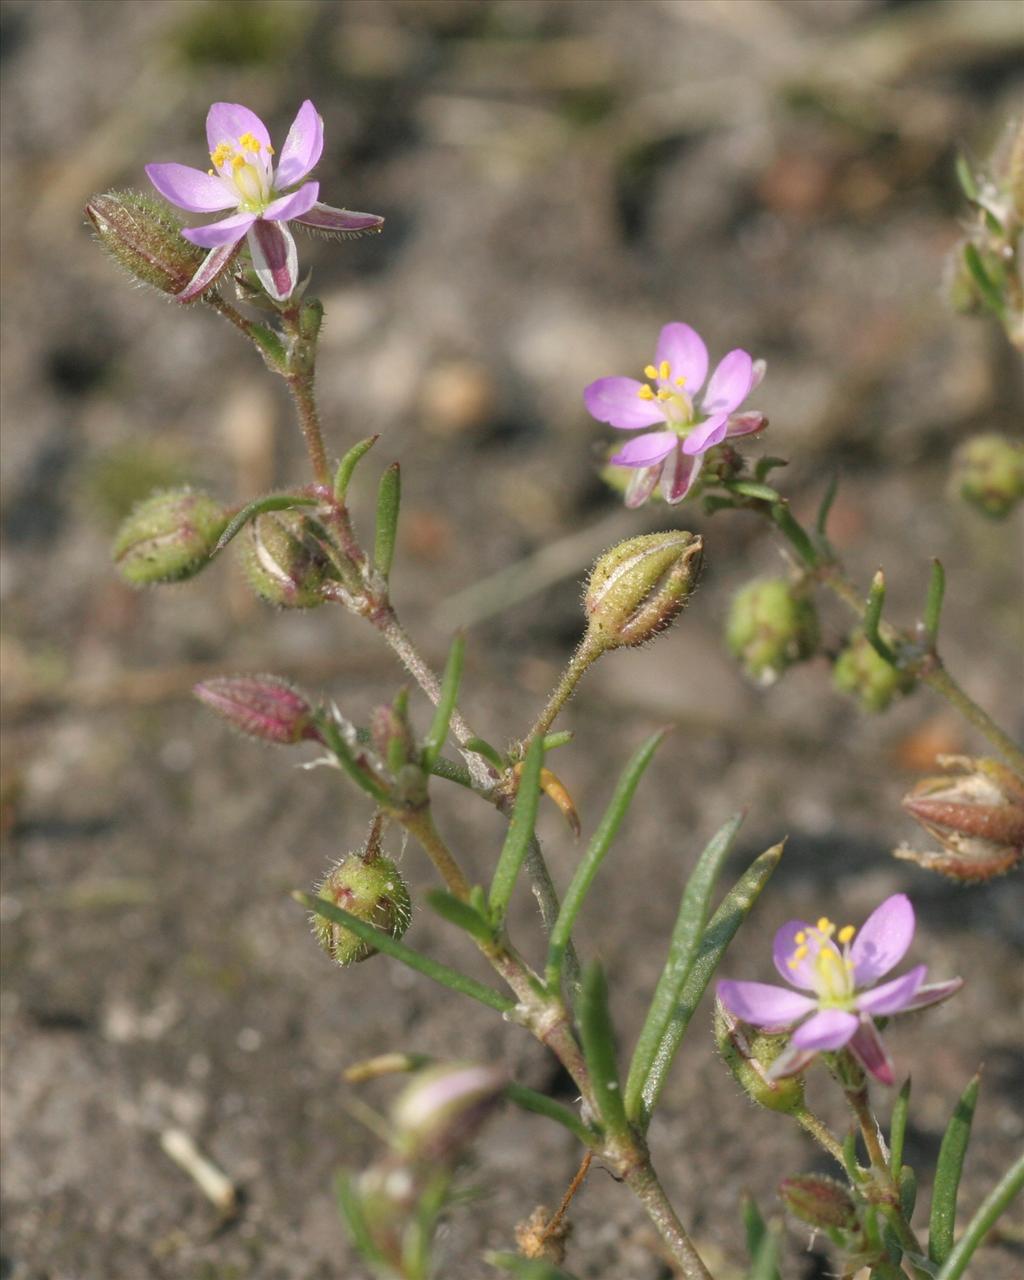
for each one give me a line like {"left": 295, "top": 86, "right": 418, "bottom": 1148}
{"left": 400, "top": 808, "right": 473, "bottom": 901}
{"left": 795, "top": 1107, "right": 847, "bottom": 1167}
{"left": 919, "top": 662, "right": 1024, "bottom": 777}
{"left": 287, "top": 372, "right": 330, "bottom": 490}
{"left": 523, "top": 633, "right": 604, "bottom": 748}
{"left": 620, "top": 1155, "right": 714, "bottom": 1280}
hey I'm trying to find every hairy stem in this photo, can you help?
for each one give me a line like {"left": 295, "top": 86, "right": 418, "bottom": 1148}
{"left": 620, "top": 1154, "right": 714, "bottom": 1280}
{"left": 287, "top": 372, "right": 330, "bottom": 490}
{"left": 523, "top": 633, "right": 604, "bottom": 748}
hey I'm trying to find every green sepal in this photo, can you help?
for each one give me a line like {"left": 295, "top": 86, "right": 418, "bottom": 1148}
{"left": 248, "top": 322, "right": 289, "bottom": 374}
{"left": 625, "top": 811, "right": 745, "bottom": 1123}
{"left": 929, "top": 1071, "right": 981, "bottom": 1265}
{"left": 488, "top": 735, "right": 545, "bottom": 922}
{"left": 578, "top": 963, "right": 628, "bottom": 1138}
{"left": 214, "top": 492, "right": 318, "bottom": 555}
{"left": 374, "top": 461, "right": 401, "bottom": 581}
{"left": 426, "top": 889, "right": 495, "bottom": 943}
{"left": 724, "top": 479, "right": 782, "bottom": 502}
{"left": 334, "top": 435, "right": 379, "bottom": 504}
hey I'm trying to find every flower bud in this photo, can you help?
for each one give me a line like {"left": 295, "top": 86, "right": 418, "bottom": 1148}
{"left": 242, "top": 510, "right": 331, "bottom": 608}
{"left": 897, "top": 754, "right": 1024, "bottom": 882}
{"left": 951, "top": 433, "right": 1024, "bottom": 520}
{"left": 833, "top": 631, "right": 914, "bottom": 713}
{"left": 370, "top": 690, "right": 415, "bottom": 774}
{"left": 391, "top": 1062, "right": 507, "bottom": 1163}
{"left": 312, "top": 852, "right": 412, "bottom": 966}
{"left": 779, "top": 1175, "right": 858, "bottom": 1231}
{"left": 725, "top": 577, "right": 818, "bottom": 685}
{"left": 112, "top": 487, "right": 229, "bottom": 586}
{"left": 584, "top": 532, "right": 703, "bottom": 650}
{"left": 714, "top": 1001, "right": 806, "bottom": 1115}
{"left": 193, "top": 675, "right": 321, "bottom": 745}
{"left": 86, "top": 191, "right": 206, "bottom": 296}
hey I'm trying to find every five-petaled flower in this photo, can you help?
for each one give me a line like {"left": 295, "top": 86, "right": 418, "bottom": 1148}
{"left": 584, "top": 322, "right": 767, "bottom": 508}
{"left": 717, "top": 894, "right": 962, "bottom": 1085}
{"left": 146, "top": 100, "right": 383, "bottom": 304}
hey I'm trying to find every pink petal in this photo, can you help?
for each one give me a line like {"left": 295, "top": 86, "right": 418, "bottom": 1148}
{"left": 850, "top": 894, "right": 915, "bottom": 986}
{"left": 702, "top": 349, "right": 755, "bottom": 416}
{"left": 249, "top": 219, "right": 298, "bottom": 302}
{"left": 584, "top": 378, "right": 668, "bottom": 430}
{"left": 293, "top": 202, "right": 385, "bottom": 234}
{"left": 182, "top": 211, "right": 256, "bottom": 248}
{"left": 263, "top": 181, "right": 319, "bottom": 222}
{"left": 791, "top": 1008, "right": 858, "bottom": 1052}
{"left": 624, "top": 463, "right": 662, "bottom": 509}
{"left": 660, "top": 446, "right": 703, "bottom": 504}
{"left": 274, "top": 99, "right": 324, "bottom": 188}
{"left": 750, "top": 358, "right": 767, "bottom": 390}
{"left": 848, "top": 1017, "right": 895, "bottom": 1085}
{"left": 898, "top": 977, "right": 963, "bottom": 1012}
{"left": 682, "top": 412, "right": 729, "bottom": 456}
{"left": 176, "top": 241, "right": 241, "bottom": 304}
{"left": 654, "top": 323, "right": 708, "bottom": 392}
{"left": 610, "top": 431, "right": 677, "bottom": 468}
{"left": 855, "top": 965, "right": 926, "bottom": 1015}
{"left": 725, "top": 410, "right": 768, "bottom": 439}
{"left": 773, "top": 920, "right": 817, "bottom": 990}
{"left": 145, "top": 163, "right": 236, "bottom": 213}
{"left": 716, "top": 980, "right": 816, "bottom": 1028}
{"left": 206, "top": 102, "right": 272, "bottom": 158}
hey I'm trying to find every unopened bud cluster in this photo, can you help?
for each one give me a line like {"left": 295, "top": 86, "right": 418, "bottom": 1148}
{"left": 725, "top": 577, "right": 818, "bottom": 685}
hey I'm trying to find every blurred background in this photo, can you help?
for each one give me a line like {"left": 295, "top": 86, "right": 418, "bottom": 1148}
{"left": 1, "top": 1, "right": 1022, "bottom": 1277}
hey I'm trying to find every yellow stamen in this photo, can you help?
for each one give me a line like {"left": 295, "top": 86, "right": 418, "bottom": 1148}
{"left": 238, "top": 132, "right": 261, "bottom": 153}
{"left": 211, "top": 142, "right": 234, "bottom": 168}
{"left": 817, "top": 917, "right": 834, "bottom": 935}
{"left": 838, "top": 925, "right": 855, "bottom": 945}
{"left": 637, "top": 385, "right": 655, "bottom": 400}
{"left": 794, "top": 931, "right": 806, "bottom": 944}
{"left": 207, "top": 168, "right": 215, "bottom": 177}
{"left": 656, "top": 390, "right": 672, "bottom": 401}
{"left": 674, "top": 375, "right": 687, "bottom": 387}
{"left": 231, "top": 154, "right": 247, "bottom": 172}
{"left": 644, "top": 364, "right": 659, "bottom": 380}
{"left": 659, "top": 360, "right": 670, "bottom": 381}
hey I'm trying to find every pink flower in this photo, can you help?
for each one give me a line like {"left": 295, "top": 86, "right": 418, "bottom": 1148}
{"left": 584, "top": 322, "right": 767, "bottom": 508}
{"left": 146, "top": 100, "right": 383, "bottom": 303}
{"left": 717, "top": 894, "right": 962, "bottom": 1085}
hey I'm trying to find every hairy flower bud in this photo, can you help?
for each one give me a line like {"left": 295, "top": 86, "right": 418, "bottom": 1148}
{"left": 371, "top": 691, "right": 415, "bottom": 773}
{"left": 312, "top": 852, "right": 412, "bottom": 966}
{"left": 193, "top": 675, "right": 321, "bottom": 745}
{"left": 833, "top": 631, "right": 914, "bottom": 712}
{"left": 725, "top": 577, "right": 818, "bottom": 685}
{"left": 779, "top": 1175, "right": 858, "bottom": 1231}
{"left": 242, "top": 510, "right": 331, "bottom": 608}
{"left": 897, "top": 755, "right": 1024, "bottom": 882}
{"left": 112, "top": 487, "right": 229, "bottom": 586}
{"left": 951, "top": 433, "right": 1024, "bottom": 520}
{"left": 391, "top": 1063, "right": 507, "bottom": 1163}
{"left": 714, "top": 1001, "right": 806, "bottom": 1114}
{"left": 584, "top": 532, "right": 703, "bottom": 650}
{"left": 86, "top": 191, "right": 207, "bottom": 296}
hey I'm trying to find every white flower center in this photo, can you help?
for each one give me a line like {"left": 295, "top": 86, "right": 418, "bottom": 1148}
{"left": 210, "top": 132, "right": 275, "bottom": 213}
{"left": 636, "top": 360, "right": 696, "bottom": 433}
{"left": 788, "top": 917, "right": 858, "bottom": 1008}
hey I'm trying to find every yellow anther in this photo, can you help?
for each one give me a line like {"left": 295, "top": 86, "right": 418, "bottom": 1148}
{"left": 656, "top": 390, "right": 673, "bottom": 401}
{"left": 231, "top": 154, "right": 247, "bottom": 172}
{"left": 674, "top": 375, "right": 687, "bottom": 387}
{"left": 211, "top": 142, "right": 234, "bottom": 168}
{"left": 817, "top": 917, "right": 834, "bottom": 935}
{"left": 644, "top": 364, "right": 659, "bottom": 380}
{"left": 838, "top": 925, "right": 855, "bottom": 945}
{"left": 794, "top": 930, "right": 806, "bottom": 944}
{"left": 659, "top": 360, "right": 671, "bottom": 381}
{"left": 637, "top": 385, "right": 655, "bottom": 400}
{"left": 207, "top": 168, "right": 215, "bottom": 177}
{"left": 238, "top": 132, "right": 262, "bottom": 153}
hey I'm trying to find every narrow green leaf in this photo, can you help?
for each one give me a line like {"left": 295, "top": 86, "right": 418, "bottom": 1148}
{"left": 334, "top": 434, "right": 379, "bottom": 503}
{"left": 541, "top": 730, "right": 574, "bottom": 751}
{"left": 296, "top": 892, "right": 514, "bottom": 1013}
{"left": 929, "top": 1072, "right": 981, "bottom": 1265}
{"left": 890, "top": 1077, "right": 911, "bottom": 1175}
{"left": 214, "top": 492, "right": 318, "bottom": 554}
{"left": 488, "top": 735, "right": 545, "bottom": 921}
{"left": 335, "top": 1170, "right": 385, "bottom": 1264}
{"left": 900, "top": 1165, "right": 918, "bottom": 1220}
{"left": 923, "top": 559, "right": 945, "bottom": 647}
{"left": 954, "top": 153, "right": 978, "bottom": 201}
{"left": 935, "top": 1150, "right": 1024, "bottom": 1280}
{"left": 464, "top": 735, "right": 505, "bottom": 769}
{"left": 963, "top": 243, "right": 1006, "bottom": 317}
{"left": 422, "top": 634, "right": 466, "bottom": 770}
{"left": 754, "top": 456, "right": 788, "bottom": 481}
{"left": 546, "top": 731, "right": 665, "bottom": 989}
{"left": 863, "top": 570, "right": 897, "bottom": 663}
{"left": 426, "top": 889, "right": 494, "bottom": 943}
{"left": 639, "top": 840, "right": 784, "bottom": 1124}
{"left": 815, "top": 471, "right": 840, "bottom": 538}
{"left": 747, "top": 1226, "right": 781, "bottom": 1280}
{"left": 770, "top": 502, "right": 818, "bottom": 568}
{"left": 503, "top": 1082, "right": 596, "bottom": 1146}
{"left": 742, "top": 1195, "right": 778, "bottom": 1275}
{"left": 578, "top": 964, "right": 628, "bottom": 1137}
{"left": 703, "top": 495, "right": 739, "bottom": 515}
{"left": 726, "top": 480, "right": 782, "bottom": 502}
{"left": 625, "top": 812, "right": 745, "bottom": 1122}
{"left": 427, "top": 754, "right": 474, "bottom": 789}
{"left": 486, "top": 1253, "right": 580, "bottom": 1280}
{"left": 316, "top": 714, "right": 391, "bottom": 804}
{"left": 373, "top": 461, "right": 401, "bottom": 581}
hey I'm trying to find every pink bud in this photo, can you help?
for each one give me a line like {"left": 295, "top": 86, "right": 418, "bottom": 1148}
{"left": 193, "top": 675, "right": 321, "bottom": 745}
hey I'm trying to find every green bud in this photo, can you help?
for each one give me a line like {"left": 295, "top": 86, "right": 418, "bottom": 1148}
{"left": 714, "top": 1001, "right": 806, "bottom": 1114}
{"left": 584, "top": 532, "right": 703, "bottom": 650}
{"left": 779, "top": 1175, "right": 858, "bottom": 1231}
{"left": 951, "top": 433, "right": 1024, "bottom": 519}
{"left": 242, "top": 510, "right": 330, "bottom": 608}
{"left": 833, "top": 631, "right": 914, "bottom": 713}
{"left": 86, "top": 191, "right": 206, "bottom": 296}
{"left": 391, "top": 1062, "right": 507, "bottom": 1163}
{"left": 312, "top": 852, "right": 412, "bottom": 966}
{"left": 112, "top": 487, "right": 229, "bottom": 586}
{"left": 725, "top": 577, "right": 818, "bottom": 685}
{"left": 299, "top": 297, "right": 324, "bottom": 342}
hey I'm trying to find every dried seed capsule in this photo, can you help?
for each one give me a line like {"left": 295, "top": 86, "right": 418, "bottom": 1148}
{"left": 584, "top": 531, "right": 703, "bottom": 650}
{"left": 312, "top": 853, "right": 411, "bottom": 966}
{"left": 112, "top": 487, "right": 228, "bottom": 586}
